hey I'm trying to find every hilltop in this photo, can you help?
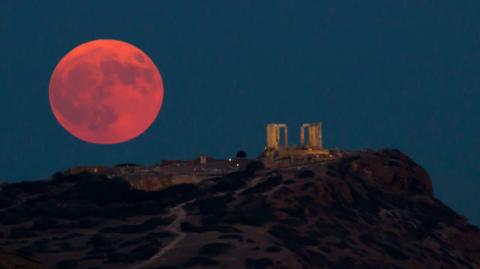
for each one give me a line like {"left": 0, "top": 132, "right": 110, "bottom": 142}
{"left": 0, "top": 149, "right": 478, "bottom": 269}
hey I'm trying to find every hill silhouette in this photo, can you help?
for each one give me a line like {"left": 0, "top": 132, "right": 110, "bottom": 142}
{"left": 0, "top": 149, "right": 478, "bottom": 269}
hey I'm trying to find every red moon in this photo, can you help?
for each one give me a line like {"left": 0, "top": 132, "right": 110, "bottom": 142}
{"left": 49, "top": 39, "right": 164, "bottom": 144}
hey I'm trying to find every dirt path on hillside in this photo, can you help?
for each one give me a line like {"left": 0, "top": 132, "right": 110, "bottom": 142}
{"left": 130, "top": 204, "right": 187, "bottom": 269}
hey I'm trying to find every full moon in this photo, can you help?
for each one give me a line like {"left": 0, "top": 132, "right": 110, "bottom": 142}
{"left": 49, "top": 39, "right": 164, "bottom": 144}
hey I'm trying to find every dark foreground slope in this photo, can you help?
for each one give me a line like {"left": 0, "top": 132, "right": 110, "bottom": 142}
{"left": 0, "top": 150, "right": 478, "bottom": 269}
{"left": 0, "top": 250, "right": 52, "bottom": 269}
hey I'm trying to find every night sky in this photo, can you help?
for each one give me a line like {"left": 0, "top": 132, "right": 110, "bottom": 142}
{"left": 1, "top": 1, "right": 479, "bottom": 224}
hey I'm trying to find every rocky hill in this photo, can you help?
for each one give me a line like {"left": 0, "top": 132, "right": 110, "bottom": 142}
{"left": 0, "top": 251, "right": 52, "bottom": 269}
{"left": 0, "top": 149, "right": 478, "bottom": 269}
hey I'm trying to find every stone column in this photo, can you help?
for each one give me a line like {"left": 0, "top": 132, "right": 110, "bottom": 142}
{"left": 307, "top": 123, "right": 323, "bottom": 149}
{"left": 284, "top": 126, "right": 288, "bottom": 147}
{"left": 307, "top": 125, "right": 315, "bottom": 148}
{"left": 275, "top": 126, "right": 280, "bottom": 148}
{"left": 318, "top": 122, "right": 323, "bottom": 148}
{"left": 266, "top": 124, "right": 279, "bottom": 150}
{"left": 300, "top": 125, "right": 305, "bottom": 145}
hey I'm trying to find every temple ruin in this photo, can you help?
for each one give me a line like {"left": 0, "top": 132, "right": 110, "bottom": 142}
{"left": 265, "top": 122, "right": 331, "bottom": 160}
{"left": 266, "top": 122, "right": 323, "bottom": 150}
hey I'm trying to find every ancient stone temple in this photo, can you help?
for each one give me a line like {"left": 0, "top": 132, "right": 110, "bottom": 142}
{"left": 266, "top": 122, "right": 323, "bottom": 150}
{"left": 264, "top": 122, "right": 330, "bottom": 161}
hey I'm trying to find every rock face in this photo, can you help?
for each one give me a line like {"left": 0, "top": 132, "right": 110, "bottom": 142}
{"left": 0, "top": 149, "right": 478, "bottom": 269}
{"left": 0, "top": 251, "right": 51, "bottom": 269}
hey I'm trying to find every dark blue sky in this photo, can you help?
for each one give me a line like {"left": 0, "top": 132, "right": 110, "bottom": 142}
{"left": 1, "top": 1, "right": 479, "bottom": 224}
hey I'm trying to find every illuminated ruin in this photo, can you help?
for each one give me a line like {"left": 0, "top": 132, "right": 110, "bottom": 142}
{"left": 264, "top": 122, "right": 332, "bottom": 160}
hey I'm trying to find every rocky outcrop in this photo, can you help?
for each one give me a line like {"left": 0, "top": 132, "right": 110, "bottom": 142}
{"left": 0, "top": 149, "right": 478, "bottom": 269}
{"left": 347, "top": 149, "right": 433, "bottom": 195}
{"left": 0, "top": 251, "right": 51, "bottom": 269}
